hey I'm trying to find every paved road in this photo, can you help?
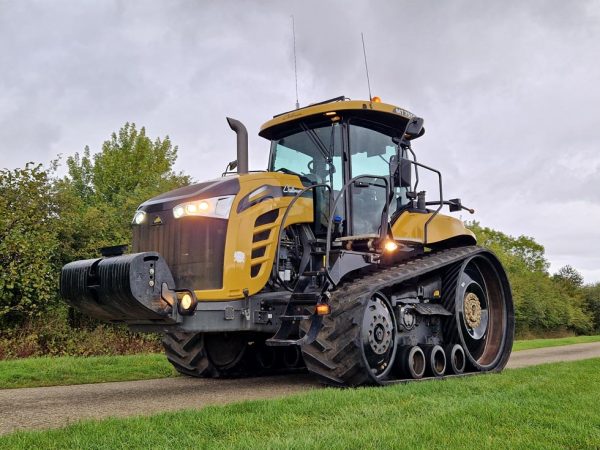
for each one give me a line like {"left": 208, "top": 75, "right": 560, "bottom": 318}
{"left": 1, "top": 342, "right": 599, "bottom": 436}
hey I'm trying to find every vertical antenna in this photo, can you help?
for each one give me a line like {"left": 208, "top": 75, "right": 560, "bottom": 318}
{"left": 361, "top": 32, "right": 372, "bottom": 101}
{"left": 292, "top": 15, "right": 300, "bottom": 109}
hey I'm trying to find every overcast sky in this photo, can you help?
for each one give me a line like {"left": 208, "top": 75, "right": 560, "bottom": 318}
{"left": 1, "top": 0, "right": 599, "bottom": 282}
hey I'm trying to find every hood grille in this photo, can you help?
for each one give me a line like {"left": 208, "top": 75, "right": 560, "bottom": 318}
{"left": 133, "top": 212, "right": 226, "bottom": 291}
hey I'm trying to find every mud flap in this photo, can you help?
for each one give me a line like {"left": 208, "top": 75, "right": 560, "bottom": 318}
{"left": 60, "top": 252, "right": 178, "bottom": 324}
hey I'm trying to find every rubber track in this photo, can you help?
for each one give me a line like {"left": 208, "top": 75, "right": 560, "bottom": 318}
{"left": 301, "top": 245, "right": 485, "bottom": 386}
{"left": 163, "top": 332, "right": 307, "bottom": 378}
{"left": 162, "top": 332, "right": 218, "bottom": 378}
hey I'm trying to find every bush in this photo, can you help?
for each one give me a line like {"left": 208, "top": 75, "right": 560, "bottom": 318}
{"left": 0, "top": 309, "right": 162, "bottom": 360}
{"left": 467, "top": 222, "right": 593, "bottom": 336}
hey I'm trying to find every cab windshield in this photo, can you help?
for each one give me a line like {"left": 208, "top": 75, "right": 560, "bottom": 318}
{"left": 268, "top": 119, "right": 407, "bottom": 236}
{"left": 269, "top": 123, "right": 343, "bottom": 189}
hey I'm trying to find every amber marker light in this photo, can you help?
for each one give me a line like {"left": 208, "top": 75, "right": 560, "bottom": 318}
{"left": 324, "top": 111, "right": 337, "bottom": 116}
{"left": 315, "top": 303, "right": 331, "bottom": 315}
{"left": 384, "top": 240, "right": 399, "bottom": 252}
{"left": 371, "top": 96, "right": 381, "bottom": 103}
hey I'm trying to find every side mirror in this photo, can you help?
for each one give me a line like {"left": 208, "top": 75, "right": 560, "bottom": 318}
{"left": 404, "top": 118, "right": 425, "bottom": 140}
{"left": 448, "top": 198, "right": 462, "bottom": 212}
{"left": 390, "top": 155, "right": 412, "bottom": 188}
{"left": 399, "top": 158, "right": 412, "bottom": 188}
{"left": 227, "top": 160, "right": 238, "bottom": 171}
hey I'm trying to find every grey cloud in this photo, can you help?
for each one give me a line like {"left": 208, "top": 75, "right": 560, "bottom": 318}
{"left": 1, "top": 0, "right": 599, "bottom": 282}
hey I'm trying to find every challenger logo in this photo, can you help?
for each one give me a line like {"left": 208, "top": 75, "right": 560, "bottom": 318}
{"left": 153, "top": 216, "right": 163, "bottom": 226}
{"left": 283, "top": 185, "right": 302, "bottom": 195}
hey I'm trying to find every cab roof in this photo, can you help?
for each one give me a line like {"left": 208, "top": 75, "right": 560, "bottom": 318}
{"left": 259, "top": 96, "right": 423, "bottom": 141}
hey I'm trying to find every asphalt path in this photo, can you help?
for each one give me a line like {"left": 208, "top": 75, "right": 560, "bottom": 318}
{"left": 1, "top": 342, "right": 599, "bottom": 436}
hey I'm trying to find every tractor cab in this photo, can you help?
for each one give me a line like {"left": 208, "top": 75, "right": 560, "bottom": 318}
{"left": 260, "top": 96, "right": 422, "bottom": 238}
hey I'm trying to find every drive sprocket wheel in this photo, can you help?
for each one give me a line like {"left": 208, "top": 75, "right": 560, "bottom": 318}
{"left": 441, "top": 253, "right": 514, "bottom": 372}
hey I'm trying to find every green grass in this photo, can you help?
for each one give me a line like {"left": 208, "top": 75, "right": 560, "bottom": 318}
{"left": 512, "top": 334, "right": 600, "bottom": 351}
{"left": 1, "top": 335, "right": 599, "bottom": 390}
{"left": 1, "top": 358, "right": 599, "bottom": 449}
{"left": 0, "top": 354, "right": 177, "bottom": 389}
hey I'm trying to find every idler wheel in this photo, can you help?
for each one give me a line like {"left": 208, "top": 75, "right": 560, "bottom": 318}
{"left": 360, "top": 293, "right": 397, "bottom": 381}
{"left": 204, "top": 333, "right": 248, "bottom": 370}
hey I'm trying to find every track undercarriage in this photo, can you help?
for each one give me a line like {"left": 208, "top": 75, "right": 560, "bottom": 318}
{"left": 163, "top": 245, "right": 514, "bottom": 385}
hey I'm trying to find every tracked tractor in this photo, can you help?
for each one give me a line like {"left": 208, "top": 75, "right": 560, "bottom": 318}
{"left": 61, "top": 96, "right": 514, "bottom": 385}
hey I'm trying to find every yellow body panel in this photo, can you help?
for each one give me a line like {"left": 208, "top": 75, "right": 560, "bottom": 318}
{"left": 260, "top": 100, "right": 415, "bottom": 133}
{"left": 194, "top": 172, "right": 312, "bottom": 301}
{"left": 391, "top": 211, "right": 476, "bottom": 245}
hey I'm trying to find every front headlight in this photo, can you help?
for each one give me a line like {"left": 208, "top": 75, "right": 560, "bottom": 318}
{"left": 173, "top": 195, "right": 235, "bottom": 219}
{"left": 132, "top": 210, "right": 146, "bottom": 225}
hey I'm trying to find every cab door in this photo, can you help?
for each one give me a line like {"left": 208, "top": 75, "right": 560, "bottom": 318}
{"left": 347, "top": 120, "right": 404, "bottom": 236}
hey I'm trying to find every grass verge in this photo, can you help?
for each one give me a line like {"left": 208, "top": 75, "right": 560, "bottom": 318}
{"left": 1, "top": 358, "right": 599, "bottom": 449}
{"left": 1, "top": 335, "right": 599, "bottom": 390}
{"left": 512, "top": 334, "right": 600, "bottom": 351}
{"left": 0, "top": 354, "right": 176, "bottom": 389}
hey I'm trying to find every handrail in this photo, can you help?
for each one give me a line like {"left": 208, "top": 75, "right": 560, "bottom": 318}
{"left": 324, "top": 174, "right": 390, "bottom": 279}
{"left": 273, "top": 183, "right": 333, "bottom": 291}
{"left": 400, "top": 159, "right": 443, "bottom": 244}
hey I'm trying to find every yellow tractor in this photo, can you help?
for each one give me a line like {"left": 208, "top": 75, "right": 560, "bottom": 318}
{"left": 61, "top": 96, "right": 514, "bottom": 385}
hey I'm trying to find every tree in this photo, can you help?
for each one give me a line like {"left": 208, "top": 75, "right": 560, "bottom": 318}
{"left": 57, "top": 123, "right": 191, "bottom": 263}
{"left": 583, "top": 283, "right": 600, "bottom": 332}
{"left": 467, "top": 222, "right": 548, "bottom": 273}
{"left": 467, "top": 222, "right": 592, "bottom": 334}
{"left": 553, "top": 265, "right": 584, "bottom": 289}
{"left": 0, "top": 163, "right": 60, "bottom": 324}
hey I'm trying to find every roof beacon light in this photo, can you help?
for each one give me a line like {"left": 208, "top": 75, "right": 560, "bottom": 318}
{"left": 371, "top": 96, "right": 381, "bottom": 103}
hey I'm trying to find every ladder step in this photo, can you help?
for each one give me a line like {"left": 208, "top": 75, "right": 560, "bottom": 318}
{"left": 265, "top": 338, "right": 302, "bottom": 346}
{"left": 301, "top": 271, "right": 323, "bottom": 277}
{"left": 291, "top": 293, "right": 321, "bottom": 302}
{"left": 280, "top": 314, "right": 312, "bottom": 321}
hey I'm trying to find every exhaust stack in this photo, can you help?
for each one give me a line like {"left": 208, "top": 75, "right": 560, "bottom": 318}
{"left": 226, "top": 117, "right": 249, "bottom": 175}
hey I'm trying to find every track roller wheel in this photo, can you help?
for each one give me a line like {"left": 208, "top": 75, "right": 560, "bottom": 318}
{"left": 442, "top": 253, "right": 514, "bottom": 372}
{"left": 398, "top": 346, "right": 426, "bottom": 379}
{"left": 445, "top": 344, "right": 466, "bottom": 374}
{"left": 424, "top": 345, "right": 446, "bottom": 377}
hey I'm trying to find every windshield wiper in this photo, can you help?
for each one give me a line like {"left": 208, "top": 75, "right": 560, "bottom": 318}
{"left": 299, "top": 122, "right": 332, "bottom": 163}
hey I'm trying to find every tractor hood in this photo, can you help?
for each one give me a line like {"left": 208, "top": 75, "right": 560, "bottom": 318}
{"left": 137, "top": 176, "right": 241, "bottom": 214}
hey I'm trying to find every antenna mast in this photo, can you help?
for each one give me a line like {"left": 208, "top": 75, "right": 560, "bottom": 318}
{"left": 361, "top": 32, "right": 372, "bottom": 101}
{"left": 292, "top": 16, "right": 300, "bottom": 109}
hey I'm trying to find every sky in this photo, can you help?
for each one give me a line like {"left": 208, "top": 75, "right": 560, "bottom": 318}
{"left": 1, "top": 0, "right": 599, "bottom": 282}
